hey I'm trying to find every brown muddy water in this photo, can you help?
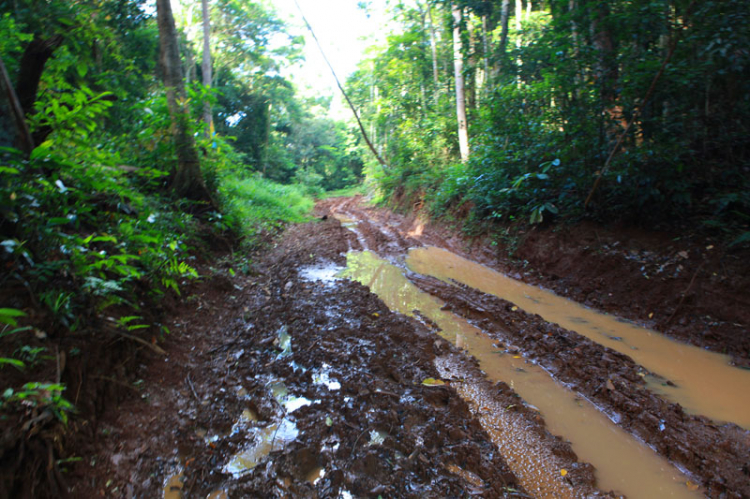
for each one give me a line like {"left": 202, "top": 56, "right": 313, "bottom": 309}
{"left": 408, "top": 246, "right": 750, "bottom": 430}
{"left": 341, "top": 250, "right": 702, "bottom": 498}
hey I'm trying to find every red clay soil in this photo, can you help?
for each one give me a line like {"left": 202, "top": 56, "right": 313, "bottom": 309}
{"left": 64, "top": 216, "right": 609, "bottom": 497}
{"left": 410, "top": 273, "right": 750, "bottom": 498}
{"left": 316, "top": 196, "right": 750, "bottom": 498}
{"left": 41, "top": 195, "right": 748, "bottom": 498}
{"left": 322, "top": 196, "right": 750, "bottom": 367}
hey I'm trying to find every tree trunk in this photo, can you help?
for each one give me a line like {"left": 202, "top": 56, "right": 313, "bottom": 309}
{"left": 515, "top": 0, "right": 523, "bottom": 31}
{"left": 452, "top": 2, "right": 469, "bottom": 162}
{"left": 426, "top": 5, "right": 440, "bottom": 102}
{"left": 568, "top": 0, "right": 583, "bottom": 96}
{"left": 156, "top": 0, "right": 212, "bottom": 203}
{"left": 0, "top": 55, "right": 34, "bottom": 156}
{"left": 499, "top": 0, "right": 510, "bottom": 58}
{"left": 201, "top": 0, "right": 212, "bottom": 138}
{"left": 16, "top": 35, "right": 63, "bottom": 146}
{"left": 591, "top": 3, "right": 623, "bottom": 137}
{"left": 481, "top": 15, "right": 490, "bottom": 92}
{"left": 466, "top": 9, "right": 477, "bottom": 110}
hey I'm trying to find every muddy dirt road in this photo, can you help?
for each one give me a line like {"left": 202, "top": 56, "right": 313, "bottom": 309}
{"left": 69, "top": 197, "right": 749, "bottom": 498}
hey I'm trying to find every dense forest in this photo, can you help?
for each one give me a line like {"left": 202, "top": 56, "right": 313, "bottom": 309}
{"left": 348, "top": 0, "right": 749, "bottom": 236}
{"left": 0, "top": 0, "right": 748, "bottom": 496}
{"left": 0, "top": 0, "right": 364, "bottom": 493}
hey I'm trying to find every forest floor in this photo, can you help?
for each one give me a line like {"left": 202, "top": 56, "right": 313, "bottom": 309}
{"left": 65, "top": 196, "right": 749, "bottom": 498}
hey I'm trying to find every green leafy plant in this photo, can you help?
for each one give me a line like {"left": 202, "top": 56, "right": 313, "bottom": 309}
{"left": 0, "top": 309, "right": 29, "bottom": 370}
{"left": 2, "top": 383, "right": 74, "bottom": 425}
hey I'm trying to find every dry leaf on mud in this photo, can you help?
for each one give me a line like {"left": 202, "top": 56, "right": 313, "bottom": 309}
{"left": 421, "top": 378, "right": 445, "bottom": 386}
{"left": 606, "top": 379, "right": 616, "bottom": 391}
{"left": 560, "top": 469, "right": 568, "bottom": 477}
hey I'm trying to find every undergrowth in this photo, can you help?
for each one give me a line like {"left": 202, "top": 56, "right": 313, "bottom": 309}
{"left": 219, "top": 175, "right": 315, "bottom": 246}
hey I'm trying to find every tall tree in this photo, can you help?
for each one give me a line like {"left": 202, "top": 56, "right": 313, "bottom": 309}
{"left": 416, "top": 0, "right": 440, "bottom": 100}
{"left": 156, "top": 0, "right": 212, "bottom": 202}
{"left": 201, "top": 0, "right": 213, "bottom": 138}
{"left": 498, "top": 0, "right": 510, "bottom": 65}
{"left": 452, "top": 2, "right": 469, "bottom": 161}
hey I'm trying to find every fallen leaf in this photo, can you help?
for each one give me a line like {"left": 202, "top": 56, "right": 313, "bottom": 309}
{"left": 511, "top": 306, "right": 518, "bottom": 311}
{"left": 648, "top": 312, "right": 654, "bottom": 319}
{"left": 705, "top": 245, "right": 714, "bottom": 251}
{"left": 560, "top": 469, "right": 568, "bottom": 477}
{"left": 372, "top": 312, "right": 379, "bottom": 318}
{"left": 513, "top": 355, "right": 521, "bottom": 359}
{"left": 606, "top": 379, "right": 615, "bottom": 391}
{"left": 686, "top": 481, "right": 699, "bottom": 491}
{"left": 325, "top": 417, "right": 333, "bottom": 427}
{"left": 678, "top": 250, "right": 689, "bottom": 259}
{"left": 421, "top": 378, "right": 445, "bottom": 386}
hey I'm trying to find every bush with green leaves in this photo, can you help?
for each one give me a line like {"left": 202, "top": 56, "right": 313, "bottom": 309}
{"left": 219, "top": 174, "right": 314, "bottom": 246}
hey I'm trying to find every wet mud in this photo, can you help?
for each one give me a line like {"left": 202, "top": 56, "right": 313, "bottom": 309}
{"left": 67, "top": 219, "right": 529, "bottom": 497}
{"left": 65, "top": 196, "right": 750, "bottom": 498}
{"left": 409, "top": 273, "right": 750, "bottom": 498}
{"left": 317, "top": 196, "right": 750, "bottom": 497}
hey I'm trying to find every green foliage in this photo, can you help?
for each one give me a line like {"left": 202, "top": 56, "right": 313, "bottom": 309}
{"left": 348, "top": 0, "right": 750, "bottom": 239}
{"left": 2, "top": 383, "right": 74, "bottom": 425}
{"left": 219, "top": 175, "right": 314, "bottom": 245}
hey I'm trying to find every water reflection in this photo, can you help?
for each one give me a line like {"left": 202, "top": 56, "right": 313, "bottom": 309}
{"left": 408, "top": 246, "right": 750, "bottom": 429}
{"left": 341, "top": 250, "right": 701, "bottom": 498}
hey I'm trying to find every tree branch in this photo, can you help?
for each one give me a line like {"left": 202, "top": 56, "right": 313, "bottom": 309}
{"left": 0, "top": 55, "right": 34, "bottom": 156}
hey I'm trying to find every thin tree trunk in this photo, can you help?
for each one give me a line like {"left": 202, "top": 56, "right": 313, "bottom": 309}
{"left": 0, "top": 55, "right": 34, "bottom": 156}
{"left": 515, "top": 0, "right": 523, "bottom": 31}
{"left": 514, "top": 0, "right": 524, "bottom": 88}
{"left": 466, "top": 9, "right": 477, "bottom": 110}
{"left": 452, "top": 2, "right": 469, "bottom": 162}
{"left": 499, "top": 0, "right": 510, "bottom": 58}
{"left": 426, "top": 4, "right": 440, "bottom": 102}
{"left": 481, "top": 15, "right": 490, "bottom": 92}
{"left": 568, "top": 0, "right": 583, "bottom": 95}
{"left": 156, "top": 0, "right": 212, "bottom": 203}
{"left": 201, "top": 0, "right": 212, "bottom": 138}
{"left": 591, "top": 3, "right": 623, "bottom": 137}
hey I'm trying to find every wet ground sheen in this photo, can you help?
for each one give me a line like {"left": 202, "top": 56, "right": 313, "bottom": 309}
{"left": 65, "top": 197, "right": 749, "bottom": 498}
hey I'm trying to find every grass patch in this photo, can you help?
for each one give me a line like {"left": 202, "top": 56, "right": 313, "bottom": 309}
{"left": 220, "top": 174, "right": 315, "bottom": 244}
{"left": 322, "top": 183, "right": 367, "bottom": 199}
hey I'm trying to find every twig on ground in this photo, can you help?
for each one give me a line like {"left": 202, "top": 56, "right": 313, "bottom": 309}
{"left": 108, "top": 328, "right": 166, "bottom": 356}
{"left": 186, "top": 373, "right": 200, "bottom": 401}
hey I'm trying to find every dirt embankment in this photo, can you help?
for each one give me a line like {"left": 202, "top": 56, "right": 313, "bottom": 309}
{"left": 509, "top": 225, "right": 750, "bottom": 368}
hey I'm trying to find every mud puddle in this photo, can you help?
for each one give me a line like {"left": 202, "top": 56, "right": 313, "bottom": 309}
{"left": 341, "top": 250, "right": 701, "bottom": 498}
{"left": 408, "top": 246, "right": 750, "bottom": 430}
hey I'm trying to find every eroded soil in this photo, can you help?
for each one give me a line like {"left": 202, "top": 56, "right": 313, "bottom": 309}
{"left": 64, "top": 196, "right": 749, "bottom": 498}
